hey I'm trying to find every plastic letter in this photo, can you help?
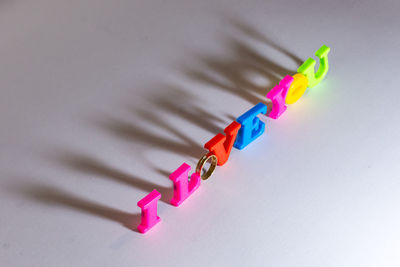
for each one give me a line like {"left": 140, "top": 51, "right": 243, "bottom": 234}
{"left": 285, "top": 73, "right": 309, "bottom": 104}
{"left": 204, "top": 121, "right": 241, "bottom": 166}
{"left": 297, "top": 45, "right": 330, "bottom": 88}
{"left": 234, "top": 103, "right": 268, "bottom": 150}
{"left": 266, "top": 75, "right": 293, "bottom": 119}
{"left": 137, "top": 190, "right": 161, "bottom": 234}
{"left": 169, "top": 163, "right": 201, "bottom": 207}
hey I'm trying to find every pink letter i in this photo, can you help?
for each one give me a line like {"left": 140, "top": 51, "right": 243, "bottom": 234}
{"left": 137, "top": 190, "right": 161, "bottom": 234}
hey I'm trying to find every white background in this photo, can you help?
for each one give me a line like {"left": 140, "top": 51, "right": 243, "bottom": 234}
{"left": 1, "top": 0, "right": 399, "bottom": 266}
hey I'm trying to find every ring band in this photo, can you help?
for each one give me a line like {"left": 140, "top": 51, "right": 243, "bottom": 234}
{"left": 196, "top": 154, "right": 218, "bottom": 180}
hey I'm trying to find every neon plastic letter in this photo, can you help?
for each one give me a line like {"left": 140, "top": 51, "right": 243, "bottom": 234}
{"left": 234, "top": 103, "right": 268, "bottom": 150}
{"left": 169, "top": 163, "right": 201, "bottom": 207}
{"left": 285, "top": 73, "right": 309, "bottom": 104}
{"left": 137, "top": 189, "right": 161, "bottom": 234}
{"left": 266, "top": 75, "right": 293, "bottom": 119}
{"left": 204, "top": 121, "right": 241, "bottom": 166}
{"left": 297, "top": 45, "right": 330, "bottom": 88}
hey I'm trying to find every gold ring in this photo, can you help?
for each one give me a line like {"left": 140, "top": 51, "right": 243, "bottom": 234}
{"left": 195, "top": 153, "right": 218, "bottom": 180}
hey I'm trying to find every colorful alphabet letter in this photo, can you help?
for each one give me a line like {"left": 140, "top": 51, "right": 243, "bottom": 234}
{"left": 169, "top": 163, "right": 201, "bottom": 207}
{"left": 297, "top": 45, "right": 330, "bottom": 88}
{"left": 137, "top": 190, "right": 161, "bottom": 234}
{"left": 234, "top": 103, "right": 268, "bottom": 150}
{"left": 204, "top": 121, "right": 241, "bottom": 166}
{"left": 266, "top": 75, "right": 293, "bottom": 119}
{"left": 285, "top": 73, "right": 309, "bottom": 104}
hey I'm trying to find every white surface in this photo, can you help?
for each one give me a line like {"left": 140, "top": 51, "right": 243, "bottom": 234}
{"left": 1, "top": 0, "right": 400, "bottom": 266}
